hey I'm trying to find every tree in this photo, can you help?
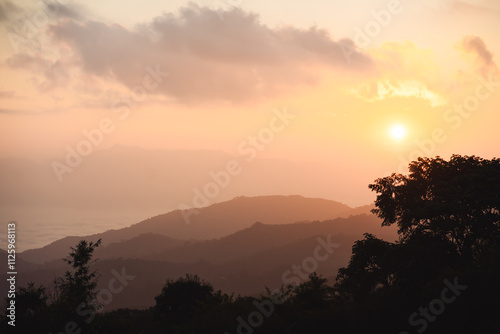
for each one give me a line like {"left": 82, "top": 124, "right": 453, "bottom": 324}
{"left": 56, "top": 239, "right": 102, "bottom": 313}
{"left": 2, "top": 282, "right": 49, "bottom": 331}
{"left": 154, "top": 274, "right": 220, "bottom": 328}
{"left": 338, "top": 155, "right": 500, "bottom": 296}
{"left": 335, "top": 233, "right": 396, "bottom": 302}
{"left": 16, "top": 282, "right": 48, "bottom": 317}
{"left": 335, "top": 232, "right": 461, "bottom": 302}
{"left": 287, "top": 272, "right": 334, "bottom": 309}
{"left": 1, "top": 240, "right": 103, "bottom": 332}
{"left": 335, "top": 155, "right": 500, "bottom": 332}
{"left": 369, "top": 155, "right": 500, "bottom": 263}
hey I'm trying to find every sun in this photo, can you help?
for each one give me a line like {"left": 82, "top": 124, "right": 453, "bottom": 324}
{"left": 390, "top": 125, "right": 406, "bottom": 140}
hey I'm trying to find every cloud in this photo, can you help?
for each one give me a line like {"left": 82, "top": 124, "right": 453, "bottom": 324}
{"left": 0, "top": 90, "right": 15, "bottom": 99}
{"left": 350, "top": 41, "right": 448, "bottom": 107}
{"left": 452, "top": 0, "right": 500, "bottom": 11}
{"left": 0, "top": 1, "right": 21, "bottom": 22}
{"left": 44, "top": 4, "right": 373, "bottom": 104}
{"left": 457, "top": 35, "right": 497, "bottom": 78}
{"left": 0, "top": 107, "right": 61, "bottom": 115}
{"left": 0, "top": 1, "right": 84, "bottom": 24}
{"left": 460, "top": 36, "right": 494, "bottom": 66}
{"left": 352, "top": 80, "right": 447, "bottom": 107}
{"left": 426, "top": 0, "right": 500, "bottom": 13}
{"left": 0, "top": 108, "right": 34, "bottom": 115}
{"left": 6, "top": 52, "right": 75, "bottom": 91}
{"left": 6, "top": 53, "right": 52, "bottom": 70}
{"left": 45, "top": 1, "right": 86, "bottom": 20}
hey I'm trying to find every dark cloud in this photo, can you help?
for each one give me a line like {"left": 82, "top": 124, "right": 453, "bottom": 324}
{"left": 46, "top": 4, "right": 373, "bottom": 103}
{"left": 0, "top": 1, "right": 83, "bottom": 23}
{"left": 460, "top": 35, "right": 494, "bottom": 66}
{"left": 0, "top": 1, "right": 20, "bottom": 22}
{"left": 44, "top": 1, "right": 86, "bottom": 20}
{"left": 459, "top": 35, "right": 497, "bottom": 77}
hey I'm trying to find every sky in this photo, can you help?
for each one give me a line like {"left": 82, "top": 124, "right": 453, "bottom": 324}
{"left": 0, "top": 0, "right": 499, "bottom": 210}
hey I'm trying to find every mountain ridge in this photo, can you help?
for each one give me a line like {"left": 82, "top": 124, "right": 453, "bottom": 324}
{"left": 20, "top": 195, "right": 374, "bottom": 263}
{"left": 7, "top": 214, "right": 397, "bottom": 310}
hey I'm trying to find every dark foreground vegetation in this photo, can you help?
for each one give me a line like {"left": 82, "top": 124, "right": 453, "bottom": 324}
{"left": 2, "top": 155, "right": 500, "bottom": 333}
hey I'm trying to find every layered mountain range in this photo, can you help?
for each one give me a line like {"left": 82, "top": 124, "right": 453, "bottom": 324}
{"left": 1, "top": 196, "right": 397, "bottom": 311}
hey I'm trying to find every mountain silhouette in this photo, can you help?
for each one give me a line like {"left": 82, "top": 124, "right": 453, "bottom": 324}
{"left": 7, "top": 213, "right": 396, "bottom": 310}
{"left": 0, "top": 145, "right": 376, "bottom": 250}
{"left": 20, "top": 195, "right": 373, "bottom": 263}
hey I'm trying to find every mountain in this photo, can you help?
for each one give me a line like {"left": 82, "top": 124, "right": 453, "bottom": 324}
{"left": 6, "top": 214, "right": 398, "bottom": 310}
{"left": 145, "top": 213, "right": 395, "bottom": 264}
{"left": 124, "top": 195, "right": 365, "bottom": 240}
{"left": 20, "top": 195, "right": 373, "bottom": 263}
{"left": 0, "top": 145, "right": 380, "bottom": 250}
{"left": 0, "top": 248, "right": 40, "bottom": 273}
{"left": 94, "top": 233, "right": 185, "bottom": 260}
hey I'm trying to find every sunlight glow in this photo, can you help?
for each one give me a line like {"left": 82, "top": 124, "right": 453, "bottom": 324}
{"left": 390, "top": 125, "right": 406, "bottom": 140}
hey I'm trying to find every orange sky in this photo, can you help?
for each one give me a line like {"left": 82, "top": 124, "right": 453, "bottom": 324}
{"left": 0, "top": 0, "right": 499, "bottom": 206}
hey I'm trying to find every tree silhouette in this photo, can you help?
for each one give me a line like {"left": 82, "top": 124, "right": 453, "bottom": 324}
{"left": 288, "top": 272, "right": 334, "bottom": 309}
{"left": 1, "top": 239, "right": 103, "bottom": 332}
{"left": 336, "top": 233, "right": 395, "bottom": 302}
{"left": 154, "top": 274, "right": 221, "bottom": 329}
{"left": 16, "top": 282, "right": 48, "bottom": 317}
{"left": 56, "top": 239, "right": 102, "bottom": 315}
{"left": 369, "top": 155, "right": 500, "bottom": 263}
{"left": 2, "top": 282, "right": 49, "bottom": 332}
{"left": 335, "top": 155, "right": 500, "bottom": 333}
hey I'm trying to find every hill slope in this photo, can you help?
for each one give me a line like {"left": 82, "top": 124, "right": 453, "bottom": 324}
{"left": 9, "top": 214, "right": 397, "bottom": 310}
{"left": 20, "top": 195, "right": 372, "bottom": 263}
{"left": 146, "top": 213, "right": 395, "bottom": 264}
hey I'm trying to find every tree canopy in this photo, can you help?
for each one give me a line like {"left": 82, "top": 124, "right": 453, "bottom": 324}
{"left": 57, "top": 239, "right": 102, "bottom": 312}
{"left": 369, "top": 155, "right": 500, "bottom": 262}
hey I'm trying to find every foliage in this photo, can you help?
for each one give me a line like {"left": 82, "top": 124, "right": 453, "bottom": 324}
{"left": 56, "top": 239, "right": 102, "bottom": 312}
{"left": 369, "top": 155, "right": 500, "bottom": 262}
{"left": 335, "top": 155, "right": 500, "bottom": 332}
